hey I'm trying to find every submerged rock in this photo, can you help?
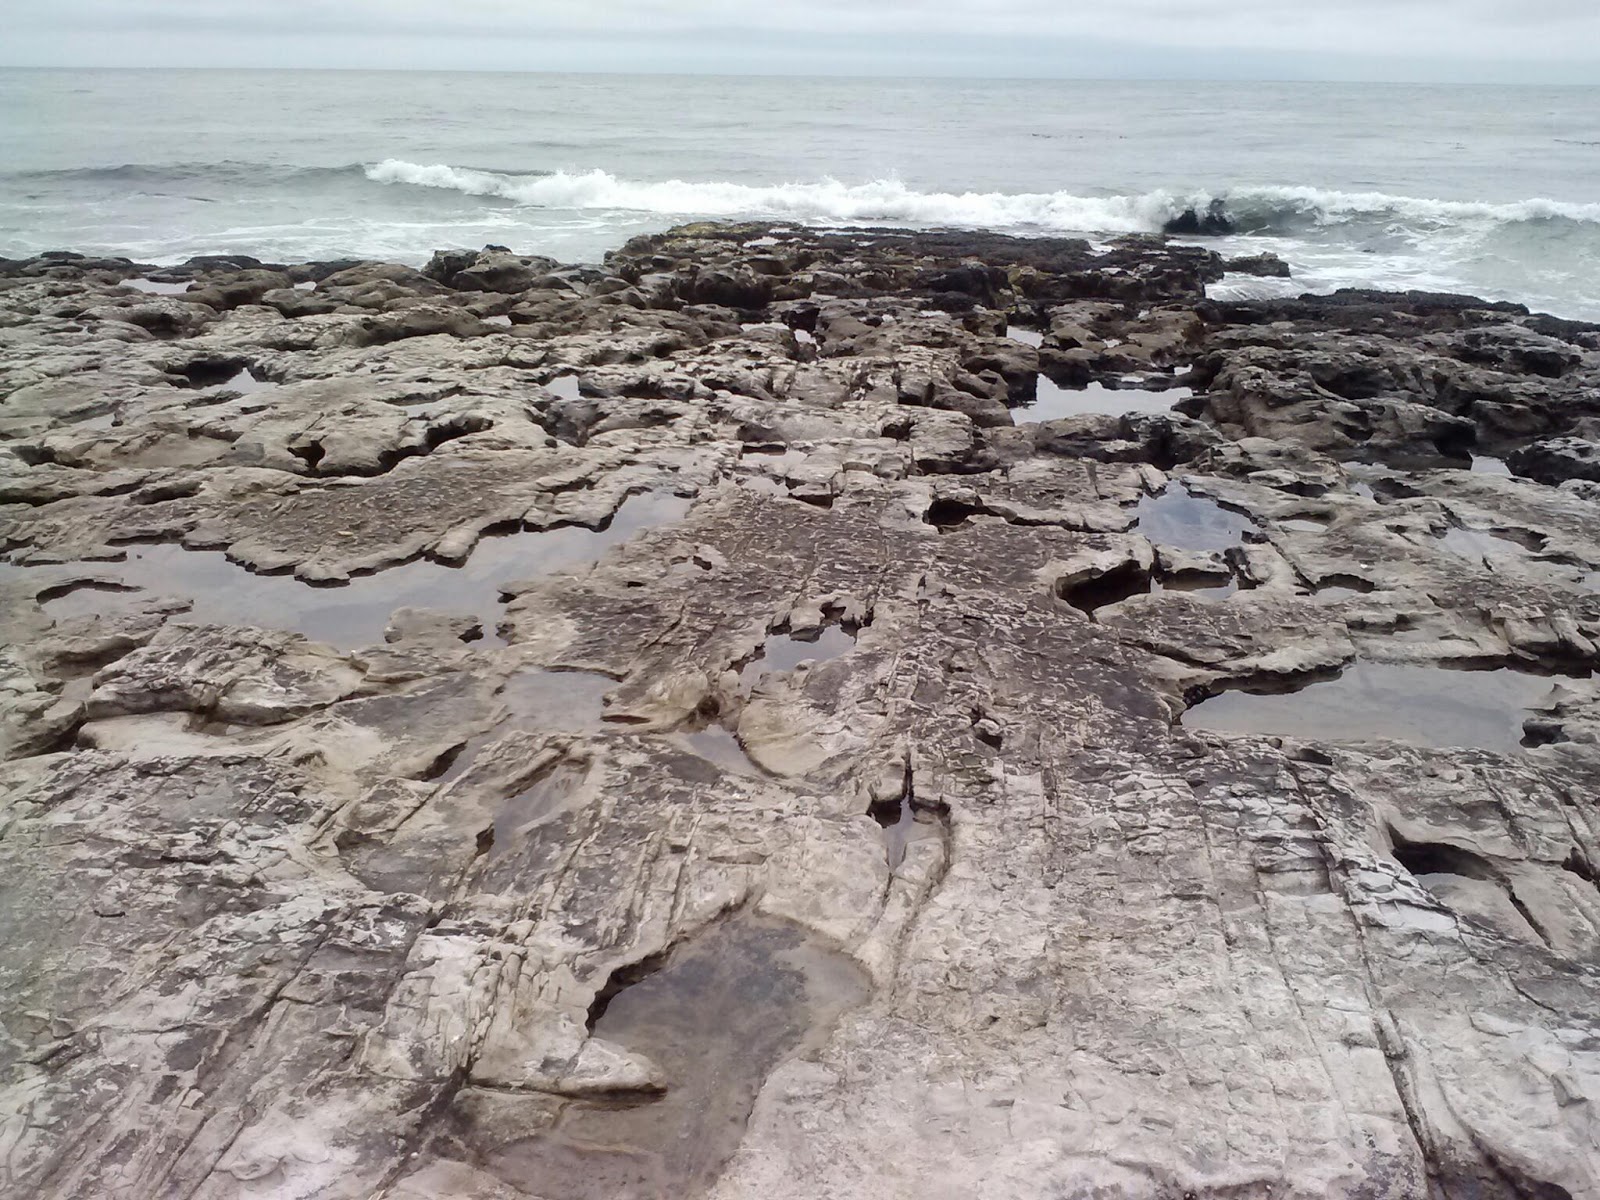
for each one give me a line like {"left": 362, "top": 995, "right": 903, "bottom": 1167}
{"left": 2, "top": 223, "right": 1600, "bottom": 1200}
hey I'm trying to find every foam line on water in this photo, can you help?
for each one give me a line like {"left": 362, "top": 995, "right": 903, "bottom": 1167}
{"left": 363, "top": 159, "right": 1600, "bottom": 235}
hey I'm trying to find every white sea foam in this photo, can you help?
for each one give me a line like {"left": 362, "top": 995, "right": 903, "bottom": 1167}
{"left": 365, "top": 160, "right": 1600, "bottom": 235}
{"left": 366, "top": 160, "right": 1181, "bottom": 230}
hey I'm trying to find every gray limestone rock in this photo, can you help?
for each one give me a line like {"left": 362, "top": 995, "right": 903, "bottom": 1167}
{"left": 2, "top": 224, "right": 1599, "bottom": 1200}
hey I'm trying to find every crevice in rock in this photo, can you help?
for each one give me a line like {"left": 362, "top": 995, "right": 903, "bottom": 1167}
{"left": 585, "top": 945, "right": 676, "bottom": 1033}
{"left": 1520, "top": 718, "right": 1568, "bottom": 749}
{"left": 1562, "top": 847, "right": 1599, "bottom": 890}
{"left": 167, "top": 358, "right": 252, "bottom": 389}
{"left": 1055, "top": 561, "right": 1151, "bottom": 618}
{"left": 35, "top": 578, "right": 142, "bottom": 606}
{"left": 130, "top": 478, "right": 205, "bottom": 505}
{"left": 419, "top": 743, "right": 468, "bottom": 782}
{"left": 880, "top": 415, "right": 914, "bottom": 442}
{"left": 970, "top": 708, "right": 1003, "bottom": 749}
{"left": 49, "top": 637, "right": 145, "bottom": 683}
{"left": 1505, "top": 887, "right": 1555, "bottom": 950}
{"left": 1313, "top": 572, "right": 1376, "bottom": 595}
{"left": 289, "top": 441, "right": 325, "bottom": 470}
{"left": 292, "top": 417, "right": 495, "bottom": 478}
{"left": 867, "top": 761, "right": 949, "bottom": 872}
{"left": 735, "top": 607, "right": 864, "bottom": 694}
{"left": 1390, "top": 832, "right": 1554, "bottom": 950}
{"left": 10, "top": 444, "right": 58, "bottom": 467}
{"left": 924, "top": 497, "right": 986, "bottom": 530}
{"left": 1470, "top": 1136, "right": 1578, "bottom": 1200}
{"left": 1369, "top": 1013, "right": 1445, "bottom": 1191}
{"left": 1390, "top": 838, "right": 1498, "bottom": 882}
{"left": 370, "top": 1067, "right": 471, "bottom": 1197}
{"left": 190, "top": 925, "right": 330, "bottom": 1095}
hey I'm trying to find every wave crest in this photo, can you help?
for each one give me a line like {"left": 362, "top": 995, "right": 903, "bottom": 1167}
{"left": 364, "top": 159, "right": 1183, "bottom": 231}
{"left": 364, "top": 159, "right": 1600, "bottom": 238}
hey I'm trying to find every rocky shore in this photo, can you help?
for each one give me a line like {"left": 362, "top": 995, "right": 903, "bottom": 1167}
{"left": 3, "top": 224, "right": 1600, "bottom": 1199}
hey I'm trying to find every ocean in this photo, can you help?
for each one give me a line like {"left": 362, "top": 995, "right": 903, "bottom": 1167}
{"left": 2, "top": 69, "right": 1598, "bottom": 319}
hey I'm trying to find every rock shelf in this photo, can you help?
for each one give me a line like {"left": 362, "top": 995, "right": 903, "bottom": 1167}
{"left": 3, "top": 227, "right": 1600, "bottom": 1198}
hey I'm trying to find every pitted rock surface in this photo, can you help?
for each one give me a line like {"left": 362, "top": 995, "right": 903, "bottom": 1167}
{"left": 3, "top": 224, "right": 1600, "bottom": 1199}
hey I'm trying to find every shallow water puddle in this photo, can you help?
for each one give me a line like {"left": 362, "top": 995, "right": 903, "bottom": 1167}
{"left": 498, "top": 668, "right": 614, "bottom": 731}
{"left": 734, "top": 475, "right": 790, "bottom": 498}
{"left": 436, "top": 670, "right": 613, "bottom": 785}
{"left": 1471, "top": 455, "right": 1512, "bottom": 476}
{"left": 483, "top": 314, "right": 513, "bottom": 328}
{"left": 1153, "top": 574, "right": 1237, "bottom": 599}
{"left": 124, "top": 278, "right": 190, "bottom": 296}
{"left": 490, "top": 917, "right": 866, "bottom": 1200}
{"left": 1312, "top": 585, "right": 1370, "bottom": 602}
{"left": 739, "top": 625, "right": 856, "bottom": 692}
{"left": 1183, "top": 662, "right": 1582, "bottom": 753}
{"left": 681, "top": 725, "right": 762, "bottom": 776}
{"left": 1134, "top": 484, "right": 1257, "bottom": 552}
{"left": 212, "top": 368, "right": 274, "bottom": 395}
{"left": 1005, "top": 325, "right": 1043, "bottom": 347}
{"left": 1061, "top": 563, "right": 1236, "bottom": 616}
{"left": 169, "top": 360, "right": 272, "bottom": 393}
{"left": 34, "top": 491, "right": 692, "bottom": 648}
{"left": 1019, "top": 378, "right": 1192, "bottom": 422}
{"left": 873, "top": 795, "right": 941, "bottom": 870}
{"left": 544, "top": 374, "right": 582, "bottom": 401}
{"left": 1439, "top": 525, "right": 1540, "bottom": 568}
{"left": 486, "top": 760, "right": 588, "bottom": 859}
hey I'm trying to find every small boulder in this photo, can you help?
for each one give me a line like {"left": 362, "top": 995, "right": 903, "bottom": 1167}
{"left": 1507, "top": 438, "right": 1600, "bottom": 485}
{"left": 687, "top": 265, "right": 771, "bottom": 310}
{"left": 453, "top": 251, "right": 562, "bottom": 294}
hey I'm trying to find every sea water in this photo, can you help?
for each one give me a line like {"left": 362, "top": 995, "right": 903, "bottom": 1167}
{"left": 2, "top": 70, "right": 1597, "bottom": 318}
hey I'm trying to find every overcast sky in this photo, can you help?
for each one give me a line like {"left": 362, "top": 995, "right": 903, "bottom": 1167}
{"left": 6, "top": 0, "right": 1599, "bottom": 83}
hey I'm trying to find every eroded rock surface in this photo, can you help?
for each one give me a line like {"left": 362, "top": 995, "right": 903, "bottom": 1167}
{"left": 3, "top": 226, "right": 1600, "bottom": 1199}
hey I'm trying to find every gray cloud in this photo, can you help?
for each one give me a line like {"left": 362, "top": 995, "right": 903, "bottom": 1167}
{"left": 5, "top": 0, "right": 1599, "bottom": 80}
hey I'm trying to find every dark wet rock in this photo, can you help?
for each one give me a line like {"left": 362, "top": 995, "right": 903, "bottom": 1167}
{"left": 449, "top": 249, "right": 564, "bottom": 294}
{"left": 183, "top": 269, "right": 293, "bottom": 311}
{"left": 688, "top": 264, "right": 773, "bottom": 310}
{"left": 1202, "top": 287, "right": 1530, "bottom": 330}
{"left": 1508, "top": 437, "right": 1600, "bottom": 484}
{"left": 1163, "top": 198, "right": 1234, "bottom": 236}
{"left": 77, "top": 294, "right": 219, "bottom": 337}
{"left": 1184, "top": 308, "right": 1599, "bottom": 465}
{"left": 423, "top": 247, "right": 482, "bottom": 285}
{"left": 340, "top": 302, "right": 496, "bottom": 346}
{"left": 3, "top": 252, "right": 148, "bottom": 278}
{"left": 1445, "top": 323, "right": 1584, "bottom": 378}
{"left": 1224, "top": 252, "right": 1293, "bottom": 278}
{"left": 182, "top": 252, "right": 274, "bottom": 273}
{"left": 1030, "top": 410, "right": 1223, "bottom": 468}
{"left": 259, "top": 286, "right": 344, "bottom": 318}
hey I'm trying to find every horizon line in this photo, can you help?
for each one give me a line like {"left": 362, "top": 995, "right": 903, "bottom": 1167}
{"left": 2, "top": 64, "right": 1597, "bottom": 88}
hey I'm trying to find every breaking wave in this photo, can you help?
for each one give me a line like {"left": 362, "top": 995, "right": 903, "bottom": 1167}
{"left": 364, "top": 158, "right": 1600, "bottom": 239}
